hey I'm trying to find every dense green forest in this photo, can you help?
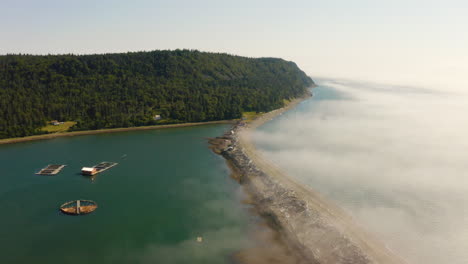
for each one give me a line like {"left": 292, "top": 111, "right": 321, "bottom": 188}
{"left": 0, "top": 50, "right": 314, "bottom": 139}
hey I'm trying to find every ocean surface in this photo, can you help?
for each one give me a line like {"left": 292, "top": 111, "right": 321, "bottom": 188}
{"left": 254, "top": 80, "right": 468, "bottom": 264}
{"left": 0, "top": 125, "right": 253, "bottom": 264}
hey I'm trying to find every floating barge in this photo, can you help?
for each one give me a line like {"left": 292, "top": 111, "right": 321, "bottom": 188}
{"left": 60, "top": 200, "right": 98, "bottom": 215}
{"left": 81, "top": 162, "right": 118, "bottom": 176}
{"left": 36, "top": 164, "right": 66, "bottom": 175}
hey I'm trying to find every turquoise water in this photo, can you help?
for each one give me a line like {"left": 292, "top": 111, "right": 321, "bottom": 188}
{"left": 0, "top": 125, "right": 252, "bottom": 264}
{"left": 258, "top": 85, "right": 345, "bottom": 141}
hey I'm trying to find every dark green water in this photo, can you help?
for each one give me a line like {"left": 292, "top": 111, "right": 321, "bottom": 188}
{"left": 0, "top": 125, "right": 252, "bottom": 264}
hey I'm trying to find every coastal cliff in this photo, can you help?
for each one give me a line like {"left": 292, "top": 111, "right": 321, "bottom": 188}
{"left": 209, "top": 94, "right": 406, "bottom": 264}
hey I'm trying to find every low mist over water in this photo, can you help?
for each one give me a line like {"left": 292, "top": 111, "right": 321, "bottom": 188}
{"left": 254, "top": 79, "right": 468, "bottom": 264}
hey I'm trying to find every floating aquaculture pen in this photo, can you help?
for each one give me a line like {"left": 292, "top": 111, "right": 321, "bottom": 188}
{"left": 36, "top": 164, "right": 66, "bottom": 175}
{"left": 60, "top": 200, "right": 98, "bottom": 215}
{"left": 81, "top": 162, "right": 118, "bottom": 176}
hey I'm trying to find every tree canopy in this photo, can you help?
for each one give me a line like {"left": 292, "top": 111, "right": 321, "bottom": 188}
{"left": 0, "top": 50, "right": 314, "bottom": 139}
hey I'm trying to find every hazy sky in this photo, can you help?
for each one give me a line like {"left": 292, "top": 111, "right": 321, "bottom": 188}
{"left": 1, "top": 0, "right": 467, "bottom": 89}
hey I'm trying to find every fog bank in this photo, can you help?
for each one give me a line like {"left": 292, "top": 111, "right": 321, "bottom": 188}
{"left": 254, "top": 79, "right": 468, "bottom": 264}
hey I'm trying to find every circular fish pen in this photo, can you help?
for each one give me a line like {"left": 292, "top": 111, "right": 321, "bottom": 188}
{"left": 60, "top": 200, "right": 98, "bottom": 215}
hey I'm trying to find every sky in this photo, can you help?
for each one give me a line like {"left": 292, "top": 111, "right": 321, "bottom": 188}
{"left": 1, "top": 0, "right": 467, "bottom": 90}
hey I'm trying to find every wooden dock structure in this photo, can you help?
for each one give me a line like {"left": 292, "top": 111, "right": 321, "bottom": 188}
{"left": 36, "top": 164, "right": 66, "bottom": 175}
{"left": 81, "top": 161, "right": 118, "bottom": 176}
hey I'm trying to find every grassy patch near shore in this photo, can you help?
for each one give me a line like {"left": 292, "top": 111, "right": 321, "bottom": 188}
{"left": 41, "top": 121, "right": 77, "bottom": 133}
{"left": 242, "top": 112, "right": 264, "bottom": 123}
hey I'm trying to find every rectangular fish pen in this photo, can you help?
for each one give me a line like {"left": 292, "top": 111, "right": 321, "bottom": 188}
{"left": 36, "top": 164, "right": 66, "bottom": 175}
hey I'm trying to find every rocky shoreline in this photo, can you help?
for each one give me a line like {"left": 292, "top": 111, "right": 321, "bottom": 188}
{"left": 209, "top": 125, "right": 315, "bottom": 264}
{"left": 209, "top": 97, "right": 406, "bottom": 264}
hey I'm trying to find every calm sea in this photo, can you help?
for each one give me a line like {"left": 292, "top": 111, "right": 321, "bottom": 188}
{"left": 0, "top": 125, "right": 252, "bottom": 264}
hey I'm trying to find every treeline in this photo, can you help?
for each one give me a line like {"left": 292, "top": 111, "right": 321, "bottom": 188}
{"left": 0, "top": 50, "right": 314, "bottom": 139}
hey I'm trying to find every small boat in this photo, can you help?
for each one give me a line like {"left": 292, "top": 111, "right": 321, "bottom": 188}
{"left": 81, "top": 167, "right": 97, "bottom": 175}
{"left": 81, "top": 162, "right": 118, "bottom": 176}
{"left": 60, "top": 200, "right": 98, "bottom": 215}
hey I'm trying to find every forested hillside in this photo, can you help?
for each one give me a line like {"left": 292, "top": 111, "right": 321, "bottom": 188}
{"left": 0, "top": 50, "right": 314, "bottom": 139}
